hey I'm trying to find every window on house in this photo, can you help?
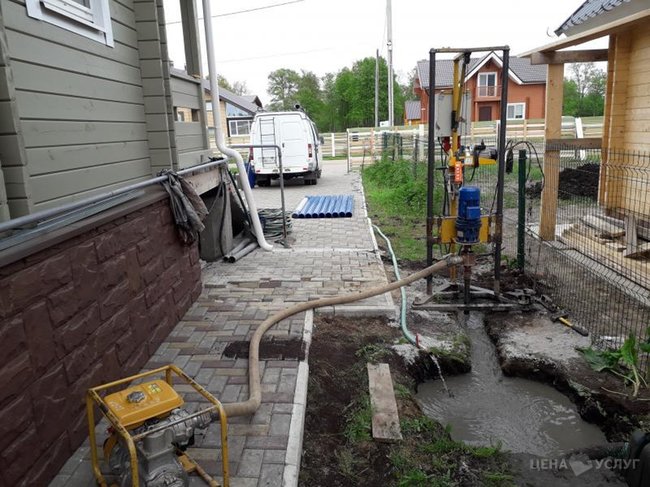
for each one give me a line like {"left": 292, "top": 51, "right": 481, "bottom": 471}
{"left": 206, "top": 102, "right": 213, "bottom": 112}
{"left": 226, "top": 103, "right": 249, "bottom": 118}
{"left": 506, "top": 103, "right": 526, "bottom": 120}
{"left": 229, "top": 120, "right": 252, "bottom": 136}
{"left": 26, "top": 0, "right": 114, "bottom": 46}
{"left": 478, "top": 72, "right": 498, "bottom": 97}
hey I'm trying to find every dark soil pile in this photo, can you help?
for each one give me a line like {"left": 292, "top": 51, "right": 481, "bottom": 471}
{"left": 527, "top": 163, "right": 600, "bottom": 199}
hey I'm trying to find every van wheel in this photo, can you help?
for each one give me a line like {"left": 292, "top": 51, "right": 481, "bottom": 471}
{"left": 258, "top": 179, "right": 271, "bottom": 187}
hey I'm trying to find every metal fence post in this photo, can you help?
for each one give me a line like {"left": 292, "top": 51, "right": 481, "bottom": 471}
{"left": 517, "top": 149, "right": 527, "bottom": 271}
{"left": 331, "top": 133, "right": 336, "bottom": 158}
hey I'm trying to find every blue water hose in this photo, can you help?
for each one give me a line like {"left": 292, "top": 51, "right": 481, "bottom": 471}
{"left": 372, "top": 224, "right": 417, "bottom": 345}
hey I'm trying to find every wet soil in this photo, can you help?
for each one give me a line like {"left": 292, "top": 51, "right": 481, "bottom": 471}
{"left": 299, "top": 315, "right": 512, "bottom": 487}
{"left": 222, "top": 337, "right": 305, "bottom": 360}
{"left": 485, "top": 312, "right": 650, "bottom": 442}
{"left": 417, "top": 313, "right": 608, "bottom": 458}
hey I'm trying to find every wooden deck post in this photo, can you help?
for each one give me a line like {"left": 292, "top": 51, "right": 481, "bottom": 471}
{"left": 539, "top": 63, "right": 564, "bottom": 241}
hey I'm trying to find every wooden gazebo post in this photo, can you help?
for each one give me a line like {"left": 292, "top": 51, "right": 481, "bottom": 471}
{"left": 539, "top": 63, "right": 564, "bottom": 241}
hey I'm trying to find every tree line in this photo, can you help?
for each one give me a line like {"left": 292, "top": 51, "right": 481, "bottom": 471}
{"left": 264, "top": 57, "right": 408, "bottom": 133}
{"left": 218, "top": 60, "right": 606, "bottom": 133}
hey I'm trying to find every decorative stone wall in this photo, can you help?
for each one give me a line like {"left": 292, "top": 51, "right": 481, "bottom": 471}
{"left": 0, "top": 195, "right": 202, "bottom": 486}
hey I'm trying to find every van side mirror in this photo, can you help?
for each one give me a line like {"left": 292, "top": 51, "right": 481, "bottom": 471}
{"left": 319, "top": 136, "right": 325, "bottom": 145}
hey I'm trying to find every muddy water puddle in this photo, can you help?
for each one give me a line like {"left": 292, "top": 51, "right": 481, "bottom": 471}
{"left": 416, "top": 313, "right": 606, "bottom": 457}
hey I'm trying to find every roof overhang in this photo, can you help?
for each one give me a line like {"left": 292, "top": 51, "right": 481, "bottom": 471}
{"left": 465, "top": 52, "right": 525, "bottom": 85}
{"left": 519, "top": 8, "right": 650, "bottom": 58}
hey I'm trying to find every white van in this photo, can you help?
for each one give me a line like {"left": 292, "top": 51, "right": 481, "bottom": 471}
{"left": 249, "top": 110, "right": 322, "bottom": 186}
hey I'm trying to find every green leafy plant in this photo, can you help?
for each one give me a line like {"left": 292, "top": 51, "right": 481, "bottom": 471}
{"left": 578, "top": 329, "right": 650, "bottom": 397}
{"left": 343, "top": 395, "right": 373, "bottom": 443}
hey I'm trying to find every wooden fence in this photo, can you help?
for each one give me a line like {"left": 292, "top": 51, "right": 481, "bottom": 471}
{"left": 326, "top": 116, "right": 604, "bottom": 171}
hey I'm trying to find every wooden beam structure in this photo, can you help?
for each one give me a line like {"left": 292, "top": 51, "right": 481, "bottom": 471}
{"left": 530, "top": 49, "right": 609, "bottom": 65}
{"left": 539, "top": 63, "right": 564, "bottom": 241}
{"left": 545, "top": 138, "right": 602, "bottom": 150}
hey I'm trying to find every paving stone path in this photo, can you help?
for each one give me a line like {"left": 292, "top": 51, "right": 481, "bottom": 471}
{"left": 52, "top": 161, "right": 393, "bottom": 487}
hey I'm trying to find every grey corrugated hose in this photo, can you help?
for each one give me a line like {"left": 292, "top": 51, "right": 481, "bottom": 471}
{"left": 160, "top": 170, "right": 209, "bottom": 244}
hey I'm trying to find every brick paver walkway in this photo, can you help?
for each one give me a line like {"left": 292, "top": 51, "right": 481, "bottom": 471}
{"left": 52, "top": 161, "right": 393, "bottom": 487}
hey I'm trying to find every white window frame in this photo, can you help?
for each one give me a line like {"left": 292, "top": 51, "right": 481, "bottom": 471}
{"left": 26, "top": 0, "right": 114, "bottom": 47}
{"left": 507, "top": 102, "right": 526, "bottom": 120}
{"left": 228, "top": 119, "right": 252, "bottom": 136}
{"left": 478, "top": 72, "right": 497, "bottom": 87}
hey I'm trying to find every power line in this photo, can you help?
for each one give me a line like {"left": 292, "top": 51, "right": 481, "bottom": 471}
{"left": 216, "top": 45, "right": 355, "bottom": 64}
{"left": 166, "top": 0, "right": 305, "bottom": 25}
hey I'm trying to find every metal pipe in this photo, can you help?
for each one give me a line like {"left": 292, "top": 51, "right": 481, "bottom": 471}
{"left": 517, "top": 149, "right": 527, "bottom": 270}
{"left": 333, "top": 195, "right": 344, "bottom": 217}
{"left": 225, "top": 238, "right": 253, "bottom": 260}
{"left": 201, "top": 0, "right": 272, "bottom": 252}
{"left": 227, "top": 241, "right": 258, "bottom": 263}
{"left": 0, "top": 158, "right": 228, "bottom": 235}
{"left": 344, "top": 196, "right": 354, "bottom": 217}
{"left": 292, "top": 197, "right": 308, "bottom": 218}
{"left": 493, "top": 47, "right": 510, "bottom": 297}
{"left": 335, "top": 195, "right": 345, "bottom": 217}
{"left": 426, "top": 49, "right": 436, "bottom": 295}
{"left": 304, "top": 197, "right": 319, "bottom": 218}
{"left": 313, "top": 196, "right": 327, "bottom": 217}
{"left": 231, "top": 144, "right": 287, "bottom": 242}
{"left": 324, "top": 197, "right": 336, "bottom": 218}
{"left": 432, "top": 46, "right": 509, "bottom": 53}
{"left": 223, "top": 254, "right": 463, "bottom": 417}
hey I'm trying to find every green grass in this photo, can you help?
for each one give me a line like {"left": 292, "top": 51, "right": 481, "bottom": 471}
{"left": 343, "top": 395, "right": 373, "bottom": 443}
{"left": 362, "top": 158, "right": 443, "bottom": 262}
{"left": 356, "top": 343, "right": 389, "bottom": 363}
{"left": 390, "top": 421, "right": 513, "bottom": 487}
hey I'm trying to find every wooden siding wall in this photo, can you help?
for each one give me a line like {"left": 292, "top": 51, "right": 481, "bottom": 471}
{"left": 170, "top": 72, "right": 210, "bottom": 168}
{"left": 0, "top": 5, "right": 32, "bottom": 218}
{"left": 135, "top": 0, "right": 174, "bottom": 174}
{"left": 1, "top": 0, "right": 152, "bottom": 212}
{"left": 601, "top": 22, "right": 650, "bottom": 217}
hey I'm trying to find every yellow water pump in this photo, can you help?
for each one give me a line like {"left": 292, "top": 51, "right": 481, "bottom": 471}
{"left": 86, "top": 365, "right": 229, "bottom": 487}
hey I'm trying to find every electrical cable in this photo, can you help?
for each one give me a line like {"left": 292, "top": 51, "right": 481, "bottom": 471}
{"left": 166, "top": 0, "right": 306, "bottom": 24}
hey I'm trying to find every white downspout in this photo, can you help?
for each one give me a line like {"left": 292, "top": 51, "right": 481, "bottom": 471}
{"left": 201, "top": 0, "right": 272, "bottom": 251}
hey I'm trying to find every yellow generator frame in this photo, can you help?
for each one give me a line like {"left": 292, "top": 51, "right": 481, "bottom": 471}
{"left": 86, "top": 365, "right": 229, "bottom": 487}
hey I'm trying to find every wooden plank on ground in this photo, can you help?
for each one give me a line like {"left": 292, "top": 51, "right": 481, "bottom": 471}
{"left": 367, "top": 363, "right": 402, "bottom": 443}
{"left": 624, "top": 215, "right": 639, "bottom": 257}
{"left": 625, "top": 242, "right": 650, "bottom": 259}
{"left": 581, "top": 215, "right": 626, "bottom": 238}
{"left": 560, "top": 228, "right": 650, "bottom": 290}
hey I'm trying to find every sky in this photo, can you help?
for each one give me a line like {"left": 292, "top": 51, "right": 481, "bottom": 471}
{"left": 162, "top": 0, "right": 606, "bottom": 104}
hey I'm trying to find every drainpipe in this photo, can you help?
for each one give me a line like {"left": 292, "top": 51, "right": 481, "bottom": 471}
{"left": 200, "top": 0, "right": 272, "bottom": 251}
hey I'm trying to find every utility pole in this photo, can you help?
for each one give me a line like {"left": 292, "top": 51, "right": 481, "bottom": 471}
{"left": 386, "top": 0, "right": 394, "bottom": 127}
{"left": 375, "top": 49, "right": 379, "bottom": 127}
